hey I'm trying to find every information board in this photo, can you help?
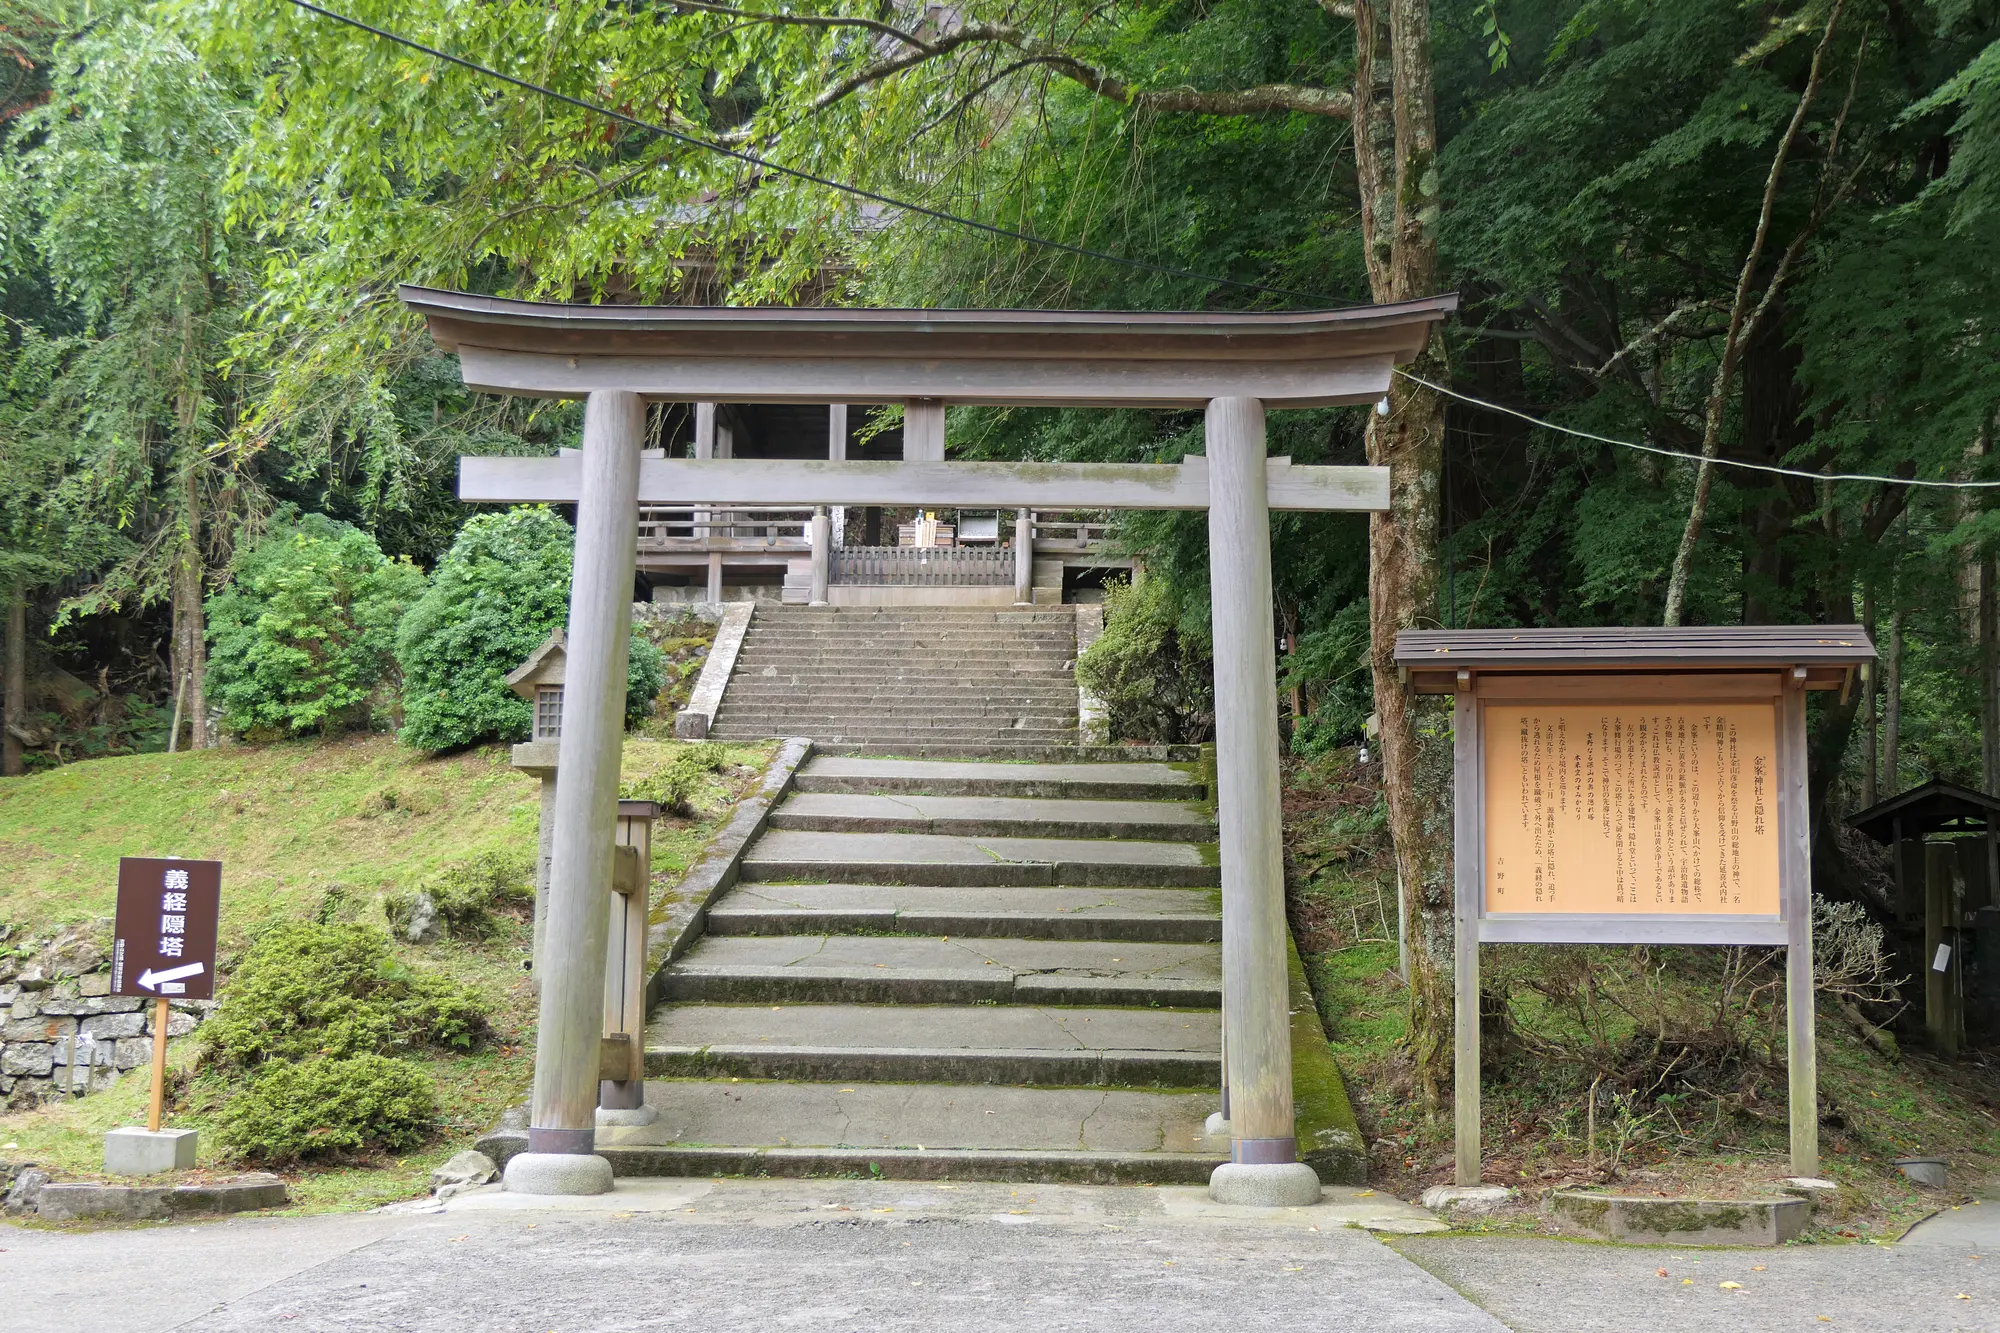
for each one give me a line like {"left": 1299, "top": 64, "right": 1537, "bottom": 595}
{"left": 1481, "top": 701, "right": 1781, "bottom": 916}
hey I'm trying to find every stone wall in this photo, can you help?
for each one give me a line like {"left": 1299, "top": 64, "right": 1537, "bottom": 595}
{"left": 0, "top": 924, "right": 209, "bottom": 1111}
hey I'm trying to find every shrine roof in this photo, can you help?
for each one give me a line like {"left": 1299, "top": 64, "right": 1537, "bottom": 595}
{"left": 1848, "top": 779, "right": 2000, "bottom": 844}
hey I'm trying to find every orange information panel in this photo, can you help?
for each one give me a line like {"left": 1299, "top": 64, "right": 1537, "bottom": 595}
{"left": 1481, "top": 702, "right": 1781, "bottom": 916}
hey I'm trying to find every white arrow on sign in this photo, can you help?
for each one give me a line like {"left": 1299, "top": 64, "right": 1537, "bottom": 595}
{"left": 136, "top": 962, "right": 205, "bottom": 991}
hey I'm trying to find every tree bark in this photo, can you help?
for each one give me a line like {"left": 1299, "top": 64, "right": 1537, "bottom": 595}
{"left": 1356, "top": 0, "right": 1452, "bottom": 1111}
{"left": 1884, "top": 602, "right": 1904, "bottom": 794}
{"left": 1861, "top": 582, "right": 1877, "bottom": 808}
{"left": 3, "top": 583, "right": 23, "bottom": 777}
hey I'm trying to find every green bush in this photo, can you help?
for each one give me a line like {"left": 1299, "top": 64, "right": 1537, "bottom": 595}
{"left": 200, "top": 921, "right": 487, "bottom": 1074}
{"left": 215, "top": 1053, "right": 437, "bottom": 1165}
{"left": 620, "top": 741, "right": 726, "bottom": 816}
{"left": 204, "top": 510, "right": 428, "bottom": 738}
{"left": 394, "top": 506, "right": 664, "bottom": 750}
{"left": 1076, "top": 577, "right": 1214, "bottom": 745}
{"left": 385, "top": 851, "right": 533, "bottom": 940}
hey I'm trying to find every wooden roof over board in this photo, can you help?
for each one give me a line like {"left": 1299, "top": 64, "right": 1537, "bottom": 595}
{"left": 397, "top": 285, "right": 1459, "bottom": 409}
{"left": 1394, "top": 625, "right": 1875, "bottom": 694}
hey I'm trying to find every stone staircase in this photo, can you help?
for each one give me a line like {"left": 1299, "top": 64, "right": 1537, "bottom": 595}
{"left": 706, "top": 606, "right": 1082, "bottom": 756}
{"left": 600, "top": 754, "right": 1229, "bottom": 1182}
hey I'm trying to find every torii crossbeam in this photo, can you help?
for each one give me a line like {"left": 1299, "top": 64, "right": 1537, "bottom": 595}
{"left": 402, "top": 285, "right": 1457, "bottom": 1204}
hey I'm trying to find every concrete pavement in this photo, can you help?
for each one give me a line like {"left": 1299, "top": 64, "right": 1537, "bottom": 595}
{"left": 3, "top": 1180, "right": 1485, "bottom": 1333}
{"left": 8, "top": 1177, "right": 1995, "bottom": 1331}
{"left": 1392, "top": 1231, "right": 1998, "bottom": 1333}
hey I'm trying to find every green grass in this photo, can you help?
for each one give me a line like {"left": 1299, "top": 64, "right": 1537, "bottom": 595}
{"left": 0, "top": 731, "right": 776, "bottom": 1215}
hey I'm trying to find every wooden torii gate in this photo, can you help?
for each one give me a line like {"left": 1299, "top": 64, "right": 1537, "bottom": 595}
{"left": 401, "top": 286, "right": 1457, "bottom": 1203}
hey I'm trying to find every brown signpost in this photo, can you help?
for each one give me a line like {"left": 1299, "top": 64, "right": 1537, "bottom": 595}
{"left": 1394, "top": 628, "right": 1876, "bottom": 1185}
{"left": 112, "top": 857, "right": 221, "bottom": 1134}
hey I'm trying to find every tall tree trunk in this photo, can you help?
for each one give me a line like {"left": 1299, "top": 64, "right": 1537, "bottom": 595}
{"left": 1356, "top": 0, "right": 1452, "bottom": 1110}
{"left": 172, "top": 467, "right": 210, "bottom": 752}
{"left": 1861, "top": 582, "right": 1877, "bottom": 808}
{"left": 1884, "top": 601, "right": 1904, "bottom": 793}
{"left": 3, "top": 583, "right": 23, "bottom": 777}
{"left": 1983, "top": 557, "right": 2000, "bottom": 796}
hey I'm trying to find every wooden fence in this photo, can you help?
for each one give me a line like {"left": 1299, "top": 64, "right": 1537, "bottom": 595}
{"left": 832, "top": 546, "right": 1014, "bottom": 586}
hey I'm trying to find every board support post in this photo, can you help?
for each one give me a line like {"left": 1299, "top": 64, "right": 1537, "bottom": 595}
{"left": 147, "top": 996, "right": 170, "bottom": 1133}
{"left": 1452, "top": 675, "right": 1481, "bottom": 1187}
{"left": 1782, "top": 672, "right": 1820, "bottom": 1178}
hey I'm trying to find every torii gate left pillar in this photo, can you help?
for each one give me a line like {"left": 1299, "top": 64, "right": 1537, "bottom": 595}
{"left": 399, "top": 284, "right": 1457, "bottom": 1203}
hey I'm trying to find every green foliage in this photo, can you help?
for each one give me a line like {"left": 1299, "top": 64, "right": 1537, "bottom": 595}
{"left": 215, "top": 1052, "right": 437, "bottom": 1165}
{"left": 619, "top": 741, "right": 726, "bottom": 817}
{"left": 1077, "top": 577, "right": 1213, "bottom": 745}
{"left": 204, "top": 510, "right": 427, "bottom": 738}
{"left": 393, "top": 507, "right": 661, "bottom": 751}
{"left": 384, "top": 850, "right": 533, "bottom": 941}
{"left": 199, "top": 920, "right": 487, "bottom": 1074}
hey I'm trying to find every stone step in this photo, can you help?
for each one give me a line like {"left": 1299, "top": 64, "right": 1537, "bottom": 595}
{"left": 600, "top": 1144, "right": 1222, "bottom": 1186}
{"left": 645, "top": 1002, "right": 1220, "bottom": 1087}
{"left": 738, "top": 829, "right": 1217, "bottom": 887}
{"left": 591, "top": 1078, "right": 1221, "bottom": 1183}
{"left": 716, "top": 722, "right": 1080, "bottom": 739}
{"left": 743, "top": 627, "right": 1077, "bottom": 640}
{"left": 708, "top": 733, "right": 1091, "bottom": 752}
{"left": 728, "top": 680, "right": 1080, "bottom": 688}
{"left": 768, "top": 793, "right": 1215, "bottom": 842}
{"left": 720, "top": 700, "right": 1078, "bottom": 718}
{"left": 732, "top": 657, "right": 1075, "bottom": 672}
{"left": 712, "top": 732, "right": 1087, "bottom": 750}
{"left": 746, "top": 611, "right": 1073, "bottom": 619}
{"left": 706, "top": 883, "right": 1220, "bottom": 942}
{"left": 730, "top": 665, "right": 1078, "bottom": 679}
{"left": 660, "top": 933, "right": 1220, "bottom": 1007}
{"left": 794, "top": 756, "right": 1204, "bottom": 801}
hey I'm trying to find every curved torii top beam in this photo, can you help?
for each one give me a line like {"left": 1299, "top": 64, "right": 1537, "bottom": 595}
{"left": 398, "top": 285, "right": 1458, "bottom": 410}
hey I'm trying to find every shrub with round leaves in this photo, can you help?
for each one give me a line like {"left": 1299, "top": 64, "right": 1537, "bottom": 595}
{"left": 394, "top": 505, "right": 664, "bottom": 751}
{"left": 204, "top": 510, "right": 427, "bottom": 738}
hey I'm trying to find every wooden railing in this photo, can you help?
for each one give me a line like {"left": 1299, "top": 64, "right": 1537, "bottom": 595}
{"left": 832, "top": 546, "right": 1014, "bottom": 586}
{"left": 638, "top": 506, "right": 812, "bottom": 551}
{"left": 1031, "top": 510, "right": 1113, "bottom": 553}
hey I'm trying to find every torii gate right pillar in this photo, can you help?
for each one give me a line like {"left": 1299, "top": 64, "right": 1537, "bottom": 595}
{"left": 1205, "top": 396, "right": 1321, "bottom": 1206}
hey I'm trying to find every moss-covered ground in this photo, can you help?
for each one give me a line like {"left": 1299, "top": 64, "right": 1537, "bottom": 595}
{"left": 1283, "top": 748, "right": 2000, "bottom": 1243}
{"left": 0, "top": 731, "right": 774, "bottom": 1214}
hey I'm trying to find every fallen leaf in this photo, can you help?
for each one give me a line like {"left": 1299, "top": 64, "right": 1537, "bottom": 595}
{"left": 1721, "top": 1281, "right": 1743, "bottom": 1290}
{"left": 1284, "top": 1266, "right": 1303, "bottom": 1273}
{"left": 1357, "top": 1190, "right": 1375, "bottom": 1197}
{"left": 1682, "top": 1279, "right": 1694, "bottom": 1286}
{"left": 1958, "top": 1294, "right": 1972, "bottom": 1301}
{"left": 1656, "top": 1269, "right": 1669, "bottom": 1278}
{"left": 1751, "top": 1265, "right": 1766, "bottom": 1272}
{"left": 450, "top": 1235, "right": 469, "bottom": 1243}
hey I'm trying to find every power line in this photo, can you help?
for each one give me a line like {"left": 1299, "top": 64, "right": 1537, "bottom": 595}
{"left": 280, "top": 0, "right": 1352, "bottom": 307}
{"left": 1397, "top": 369, "right": 2000, "bottom": 491}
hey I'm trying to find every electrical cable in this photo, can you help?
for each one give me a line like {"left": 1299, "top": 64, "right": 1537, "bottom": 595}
{"left": 280, "top": 0, "right": 1351, "bottom": 307}
{"left": 1395, "top": 369, "right": 2000, "bottom": 491}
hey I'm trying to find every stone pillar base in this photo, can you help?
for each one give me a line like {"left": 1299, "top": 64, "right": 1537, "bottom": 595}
{"left": 502, "top": 1152, "right": 614, "bottom": 1196}
{"left": 104, "top": 1127, "right": 198, "bottom": 1176}
{"left": 596, "top": 1104, "right": 658, "bottom": 1128}
{"left": 1208, "top": 1161, "right": 1321, "bottom": 1207}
